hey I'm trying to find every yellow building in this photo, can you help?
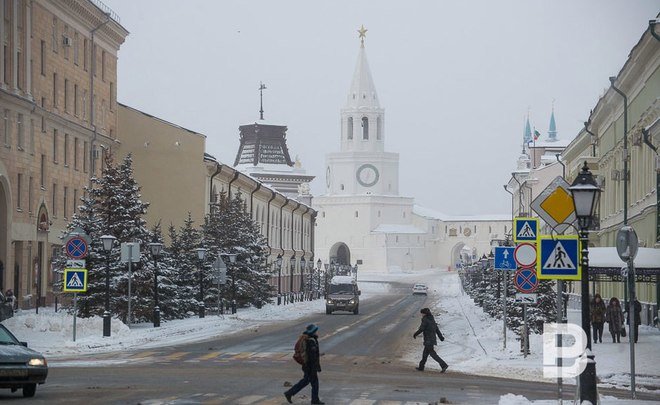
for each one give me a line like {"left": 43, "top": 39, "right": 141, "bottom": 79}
{"left": 0, "top": 0, "right": 127, "bottom": 308}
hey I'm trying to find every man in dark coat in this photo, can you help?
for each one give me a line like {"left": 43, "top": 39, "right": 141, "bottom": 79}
{"left": 413, "top": 308, "right": 448, "bottom": 372}
{"left": 285, "top": 324, "right": 324, "bottom": 404}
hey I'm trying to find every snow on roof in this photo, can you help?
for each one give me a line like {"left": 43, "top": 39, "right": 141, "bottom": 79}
{"left": 531, "top": 138, "right": 570, "bottom": 148}
{"left": 413, "top": 205, "right": 510, "bottom": 222}
{"left": 372, "top": 224, "right": 426, "bottom": 234}
{"left": 589, "top": 247, "right": 660, "bottom": 269}
{"left": 330, "top": 275, "right": 356, "bottom": 285}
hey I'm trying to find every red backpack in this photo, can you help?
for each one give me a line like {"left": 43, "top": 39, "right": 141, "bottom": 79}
{"left": 293, "top": 334, "right": 307, "bottom": 365}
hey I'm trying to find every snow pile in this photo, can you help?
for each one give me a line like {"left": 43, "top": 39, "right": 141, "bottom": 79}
{"left": 362, "top": 268, "right": 660, "bottom": 393}
{"left": 498, "top": 393, "right": 659, "bottom": 404}
{"left": 2, "top": 281, "right": 387, "bottom": 358}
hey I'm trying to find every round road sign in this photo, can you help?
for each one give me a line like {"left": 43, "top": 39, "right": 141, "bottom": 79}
{"left": 514, "top": 242, "right": 537, "bottom": 268}
{"left": 66, "top": 236, "right": 89, "bottom": 259}
{"left": 514, "top": 268, "right": 539, "bottom": 293}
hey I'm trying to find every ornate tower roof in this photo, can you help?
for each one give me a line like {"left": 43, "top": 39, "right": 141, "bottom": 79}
{"left": 523, "top": 115, "right": 532, "bottom": 145}
{"left": 548, "top": 107, "right": 557, "bottom": 141}
{"left": 233, "top": 122, "right": 293, "bottom": 167}
{"left": 346, "top": 25, "right": 380, "bottom": 109}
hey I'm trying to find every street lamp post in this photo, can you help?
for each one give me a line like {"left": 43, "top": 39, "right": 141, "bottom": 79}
{"left": 300, "top": 257, "right": 306, "bottom": 298}
{"left": 569, "top": 162, "right": 601, "bottom": 404}
{"left": 316, "top": 259, "right": 322, "bottom": 298}
{"left": 195, "top": 248, "right": 207, "bottom": 318}
{"left": 276, "top": 255, "right": 283, "bottom": 305}
{"left": 100, "top": 234, "right": 116, "bottom": 337}
{"left": 148, "top": 242, "right": 163, "bottom": 327}
{"left": 323, "top": 263, "right": 329, "bottom": 298}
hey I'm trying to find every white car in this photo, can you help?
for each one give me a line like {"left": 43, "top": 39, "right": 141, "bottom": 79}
{"left": 412, "top": 283, "right": 428, "bottom": 295}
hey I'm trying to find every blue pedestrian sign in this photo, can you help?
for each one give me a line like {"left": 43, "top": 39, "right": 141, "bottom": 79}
{"left": 66, "top": 237, "right": 89, "bottom": 260}
{"left": 538, "top": 236, "right": 581, "bottom": 281}
{"left": 63, "top": 269, "right": 88, "bottom": 293}
{"left": 513, "top": 217, "right": 539, "bottom": 243}
{"left": 494, "top": 247, "right": 516, "bottom": 270}
{"left": 514, "top": 268, "right": 538, "bottom": 293}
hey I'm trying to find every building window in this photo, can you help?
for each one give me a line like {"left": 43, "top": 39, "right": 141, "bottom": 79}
{"left": 52, "top": 183, "right": 57, "bottom": 216}
{"left": 74, "top": 137, "right": 78, "bottom": 170}
{"left": 378, "top": 210, "right": 381, "bottom": 217}
{"left": 83, "top": 140, "right": 88, "bottom": 172}
{"left": 16, "top": 174, "right": 22, "bottom": 209}
{"left": 110, "top": 82, "right": 114, "bottom": 111}
{"left": 29, "top": 119, "right": 34, "bottom": 154}
{"left": 403, "top": 211, "right": 406, "bottom": 218}
{"left": 101, "top": 50, "right": 106, "bottom": 81}
{"left": 17, "top": 114, "right": 24, "bottom": 150}
{"left": 73, "top": 189, "right": 78, "bottom": 214}
{"left": 74, "top": 84, "right": 78, "bottom": 116}
{"left": 52, "top": 17, "right": 58, "bottom": 53}
{"left": 83, "top": 38, "right": 88, "bottom": 71}
{"left": 82, "top": 89, "right": 87, "bottom": 120}
{"left": 63, "top": 26, "right": 69, "bottom": 59}
{"left": 73, "top": 32, "right": 79, "bottom": 65}
{"left": 40, "top": 40, "right": 45, "bottom": 75}
{"left": 347, "top": 117, "right": 353, "bottom": 140}
{"left": 16, "top": 51, "right": 22, "bottom": 90}
{"left": 52, "top": 73, "right": 57, "bottom": 106}
{"left": 362, "top": 117, "right": 369, "bottom": 140}
{"left": 41, "top": 98, "right": 46, "bottom": 132}
{"left": 3, "top": 109, "right": 9, "bottom": 146}
{"left": 28, "top": 177, "right": 33, "bottom": 213}
{"left": 63, "top": 186, "right": 68, "bottom": 219}
{"left": 355, "top": 211, "right": 359, "bottom": 218}
{"left": 340, "top": 184, "right": 344, "bottom": 191}
{"left": 322, "top": 211, "right": 325, "bottom": 218}
{"left": 63, "top": 133, "right": 69, "bottom": 166}
{"left": 63, "top": 79, "right": 68, "bottom": 112}
{"left": 40, "top": 155, "right": 45, "bottom": 187}
{"left": 53, "top": 129, "right": 58, "bottom": 163}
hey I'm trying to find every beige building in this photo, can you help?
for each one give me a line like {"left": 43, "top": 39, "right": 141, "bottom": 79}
{"left": 562, "top": 21, "right": 659, "bottom": 318}
{"left": 0, "top": 0, "right": 127, "bottom": 308}
{"left": 116, "top": 103, "right": 207, "bottom": 236}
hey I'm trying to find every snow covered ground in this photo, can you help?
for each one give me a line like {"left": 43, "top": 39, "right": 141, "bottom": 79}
{"left": 2, "top": 267, "right": 658, "bottom": 403}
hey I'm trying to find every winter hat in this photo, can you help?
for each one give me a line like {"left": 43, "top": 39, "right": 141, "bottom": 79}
{"left": 420, "top": 308, "right": 431, "bottom": 315}
{"left": 304, "top": 324, "right": 319, "bottom": 335}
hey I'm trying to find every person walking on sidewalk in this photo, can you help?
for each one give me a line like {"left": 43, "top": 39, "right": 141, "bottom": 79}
{"left": 284, "top": 324, "right": 324, "bottom": 404}
{"left": 605, "top": 297, "right": 624, "bottom": 343}
{"left": 413, "top": 308, "right": 448, "bottom": 373}
{"left": 590, "top": 294, "right": 606, "bottom": 343}
{"left": 626, "top": 298, "right": 642, "bottom": 343}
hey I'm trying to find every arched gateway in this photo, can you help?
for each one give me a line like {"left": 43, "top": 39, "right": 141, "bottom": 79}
{"left": 329, "top": 242, "right": 351, "bottom": 265}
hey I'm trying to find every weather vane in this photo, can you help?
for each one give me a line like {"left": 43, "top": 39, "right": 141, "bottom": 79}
{"left": 259, "top": 82, "right": 267, "bottom": 120}
{"left": 358, "top": 25, "right": 368, "bottom": 47}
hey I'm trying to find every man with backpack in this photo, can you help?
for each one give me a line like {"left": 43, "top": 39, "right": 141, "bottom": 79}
{"left": 285, "top": 323, "right": 324, "bottom": 404}
{"left": 413, "top": 307, "right": 448, "bottom": 373}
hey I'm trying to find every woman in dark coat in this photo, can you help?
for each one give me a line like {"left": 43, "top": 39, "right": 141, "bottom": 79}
{"left": 605, "top": 297, "right": 624, "bottom": 343}
{"left": 590, "top": 294, "right": 606, "bottom": 343}
{"left": 413, "top": 308, "right": 448, "bottom": 372}
{"left": 626, "top": 299, "right": 642, "bottom": 343}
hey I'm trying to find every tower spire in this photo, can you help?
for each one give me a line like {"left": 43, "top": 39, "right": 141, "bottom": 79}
{"left": 548, "top": 101, "right": 557, "bottom": 141}
{"left": 259, "top": 82, "right": 267, "bottom": 120}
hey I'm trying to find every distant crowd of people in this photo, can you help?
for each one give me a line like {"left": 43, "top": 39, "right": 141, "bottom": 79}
{"left": 590, "top": 294, "right": 642, "bottom": 344}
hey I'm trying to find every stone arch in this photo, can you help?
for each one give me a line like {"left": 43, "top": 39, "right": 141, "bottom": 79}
{"left": 450, "top": 242, "right": 475, "bottom": 269}
{"left": 329, "top": 242, "right": 350, "bottom": 265}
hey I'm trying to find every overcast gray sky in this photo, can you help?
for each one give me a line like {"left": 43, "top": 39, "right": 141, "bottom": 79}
{"left": 103, "top": 0, "right": 659, "bottom": 216}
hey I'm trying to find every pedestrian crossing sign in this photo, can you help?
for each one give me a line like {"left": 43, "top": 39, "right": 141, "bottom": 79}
{"left": 63, "top": 268, "right": 88, "bottom": 293}
{"left": 514, "top": 217, "right": 539, "bottom": 243}
{"left": 537, "top": 236, "right": 581, "bottom": 280}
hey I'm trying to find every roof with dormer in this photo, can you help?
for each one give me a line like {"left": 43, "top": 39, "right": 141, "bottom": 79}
{"left": 233, "top": 121, "right": 293, "bottom": 167}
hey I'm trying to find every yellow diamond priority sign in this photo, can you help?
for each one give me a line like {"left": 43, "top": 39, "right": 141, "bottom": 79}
{"left": 531, "top": 176, "right": 576, "bottom": 234}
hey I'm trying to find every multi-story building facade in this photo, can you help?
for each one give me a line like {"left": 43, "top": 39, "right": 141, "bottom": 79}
{"left": 0, "top": 0, "right": 127, "bottom": 308}
{"left": 562, "top": 21, "right": 659, "bottom": 320}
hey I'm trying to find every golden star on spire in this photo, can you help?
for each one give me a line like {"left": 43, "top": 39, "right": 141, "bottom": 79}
{"left": 358, "top": 25, "right": 368, "bottom": 47}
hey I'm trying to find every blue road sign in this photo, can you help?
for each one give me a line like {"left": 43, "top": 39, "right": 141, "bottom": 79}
{"left": 538, "top": 236, "right": 581, "bottom": 281}
{"left": 63, "top": 269, "right": 88, "bottom": 293}
{"left": 513, "top": 217, "right": 539, "bottom": 243}
{"left": 66, "top": 237, "right": 89, "bottom": 260}
{"left": 494, "top": 247, "right": 516, "bottom": 270}
{"left": 514, "top": 268, "right": 538, "bottom": 293}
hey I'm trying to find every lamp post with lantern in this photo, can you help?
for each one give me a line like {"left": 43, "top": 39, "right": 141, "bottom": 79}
{"left": 148, "top": 242, "right": 163, "bottom": 327}
{"left": 194, "top": 248, "right": 207, "bottom": 318}
{"left": 100, "top": 234, "right": 116, "bottom": 337}
{"left": 300, "top": 256, "right": 306, "bottom": 298}
{"left": 316, "top": 259, "right": 322, "bottom": 298}
{"left": 569, "top": 162, "right": 601, "bottom": 404}
{"left": 276, "top": 255, "right": 283, "bottom": 305}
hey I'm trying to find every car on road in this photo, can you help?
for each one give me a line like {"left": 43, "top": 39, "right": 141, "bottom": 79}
{"left": 0, "top": 324, "right": 48, "bottom": 397}
{"left": 326, "top": 275, "right": 360, "bottom": 315}
{"left": 412, "top": 283, "right": 428, "bottom": 295}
